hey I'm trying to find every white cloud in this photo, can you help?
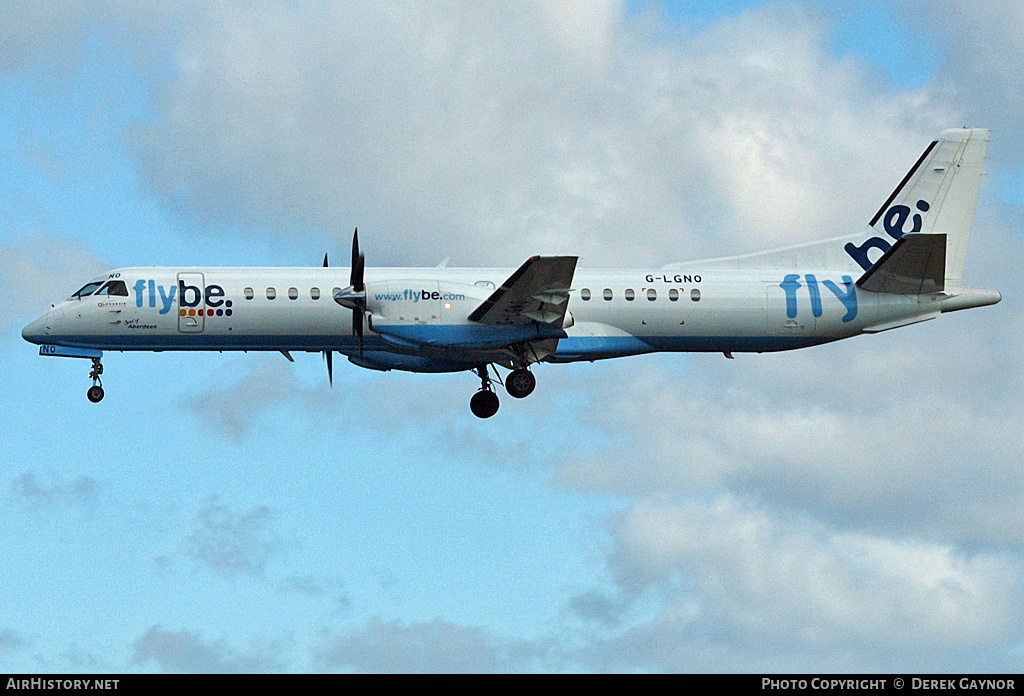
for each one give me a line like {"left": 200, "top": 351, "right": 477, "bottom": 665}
{"left": 0, "top": 239, "right": 106, "bottom": 332}
{"left": 185, "top": 359, "right": 335, "bottom": 440}
{"left": 131, "top": 625, "right": 280, "bottom": 673}
{"left": 915, "top": 0, "right": 1024, "bottom": 159}
{"left": 565, "top": 590, "right": 627, "bottom": 629}
{"left": 10, "top": 471, "right": 99, "bottom": 509}
{"left": 0, "top": 1, "right": 180, "bottom": 76}
{"left": 0, "top": 0, "right": 90, "bottom": 74}
{"left": 597, "top": 495, "right": 1023, "bottom": 671}
{"left": 122, "top": 2, "right": 957, "bottom": 268}
{"left": 181, "top": 499, "right": 279, "bottom": 576}
{"left": 313, "top": 617, "right": 543, "bottom": 673}
{"left": 185, "top": 355, "right": 579, "bottom": 473}
{"left": 0, "top": 629, "right": 27, "bottom": 662}
{"left": 535, "top": 0, "right": 621, "bottom": 72}
{"left": 60, "top": 643, "right": 107, "bottom": 670}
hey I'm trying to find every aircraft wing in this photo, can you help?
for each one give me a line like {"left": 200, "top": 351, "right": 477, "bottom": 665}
{"left": 468, "top": 256, "right": 578, "bottom": 327}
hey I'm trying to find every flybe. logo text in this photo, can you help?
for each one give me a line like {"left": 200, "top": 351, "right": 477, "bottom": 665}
{"left": 780, "top": 274, "right": 857, "bottom": 322}
{"left": 133, "top": 280, "right": 234, "bottom": 316}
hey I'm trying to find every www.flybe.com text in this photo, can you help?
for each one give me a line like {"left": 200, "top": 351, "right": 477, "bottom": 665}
{"left": 374, "top": 289, "right": 467, "bottom": 303}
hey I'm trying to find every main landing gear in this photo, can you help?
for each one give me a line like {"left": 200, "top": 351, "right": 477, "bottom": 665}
{"left": 468, "top": 364, "right": 537, "bottom": 418}
{"left": 505, "top": 368, "right": 536, "bottom": 399}
{"left": 87, "top": 357, "right": 104, "bottom": 403}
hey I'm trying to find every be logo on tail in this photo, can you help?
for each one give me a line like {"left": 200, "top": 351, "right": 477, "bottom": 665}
{"left": 845, "top": 199, "right": 931, "bottom": 272}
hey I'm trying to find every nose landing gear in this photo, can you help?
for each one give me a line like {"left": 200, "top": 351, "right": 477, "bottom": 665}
{"left": 87, "top": 358, "right": 104, "bottom": 403}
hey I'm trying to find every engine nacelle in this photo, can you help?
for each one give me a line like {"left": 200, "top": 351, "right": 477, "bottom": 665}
{"left": 365, "top": 279, "right": 569, "bottom": 349}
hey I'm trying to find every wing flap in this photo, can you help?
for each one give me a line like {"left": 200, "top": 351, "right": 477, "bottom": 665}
{"left": 469, "top": 256, "right": 578, "bottom": 326}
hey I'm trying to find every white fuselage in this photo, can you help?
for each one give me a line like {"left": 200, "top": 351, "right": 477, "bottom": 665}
{"left": 22, "top": 264, "right": 962, "bottom": 370}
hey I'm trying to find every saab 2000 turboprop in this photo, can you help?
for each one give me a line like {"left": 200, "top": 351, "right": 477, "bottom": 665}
{"left": 23, "top": 128, "right": 1001, "bottom": 418}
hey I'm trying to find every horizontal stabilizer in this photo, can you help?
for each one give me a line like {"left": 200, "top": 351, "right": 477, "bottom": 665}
{"left": 856, "top": 233, "right": 946, "bottom": 295}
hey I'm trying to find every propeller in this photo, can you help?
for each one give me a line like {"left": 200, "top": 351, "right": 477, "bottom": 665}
{"left": 322, "top": 252, "right": 332, "bottom": 385}
{"left": 322, "top": 229, "right": 367, "bottom": 383}
{"left": 333, "top": 228, "right": 367, "bottom": 360}
{"left": 350, "top": 228, "right": 366, "bottom": 359}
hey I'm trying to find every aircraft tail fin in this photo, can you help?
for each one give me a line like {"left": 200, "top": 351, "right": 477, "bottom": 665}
{"left": 862, "top": 128, "right": 988, "bottom": 281}
{"left": 667, "top": 129, "right": 990, "bottom": 278}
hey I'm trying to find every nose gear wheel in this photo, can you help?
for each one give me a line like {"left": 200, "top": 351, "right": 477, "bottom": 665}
{"left": 87, "top": 358, "right": 104, "bottom": 402}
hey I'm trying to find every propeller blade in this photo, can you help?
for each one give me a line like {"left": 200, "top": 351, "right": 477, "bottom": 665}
{"left": 351, "top": 227, "right": 365, "bottom": 292}
{"left": 353, "top": 308, "right": 364, "bottom": 359}
{"left": 324, "top": 350, "right": 333, "bottom": 387}
{"left": 323, "top": 253, "right": 329, "bottom": 268}
{"left": 344, "top": 227, "right": 366, "bottom": 359}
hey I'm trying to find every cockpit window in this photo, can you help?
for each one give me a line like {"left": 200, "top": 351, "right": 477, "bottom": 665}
{"left": 95, "top": 280, "right": 129, "bottom": 296}
{"left": 71, "top": 281, "right": 104, "bottom": 298}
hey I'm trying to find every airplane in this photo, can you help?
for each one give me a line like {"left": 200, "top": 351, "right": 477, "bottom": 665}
{"left": 22, "top": 128, "right": 1001, "bottom": 418}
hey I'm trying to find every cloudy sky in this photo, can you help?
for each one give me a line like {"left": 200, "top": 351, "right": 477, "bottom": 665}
{"left": 1, "top": 0, "right": 1023, "bottom": 673}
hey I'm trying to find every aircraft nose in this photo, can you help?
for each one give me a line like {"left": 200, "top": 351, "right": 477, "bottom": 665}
{"left": 22, "top": 312, "right": 51, "bottom": 344}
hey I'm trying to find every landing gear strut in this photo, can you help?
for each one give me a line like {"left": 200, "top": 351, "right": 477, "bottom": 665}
{"left": 87, "top": 358, "right": 104, "bottom": 403}
{"left": 469, "top": 365, "right": 499, "bottom": 419}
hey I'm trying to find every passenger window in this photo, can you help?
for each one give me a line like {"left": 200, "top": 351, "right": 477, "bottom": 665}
{"left": 603, "top": 288, "right": 613, "bottom": 301}
{"left": 581, "top": 288, "right": 591, "bottom": 301}
{"left": 691, "top": 288, "right": 701, "bottom": 302}
{"left": 625, "top": 289, "right": 635, "bottom": 301}
{"left": 669, "top": 288, "right": 679, "bottom": 301}
{"left": 244, "top": 287, "right": 254, "bottom": 300}
{"left": 647, "top": 288, "right": 656, "bottom": 301}
{"left": 311, "top": 287, "right": 321, "bottom": 300}
{"left": 72, "top": 281, "right": 104, "bottom": 298}
{"left": 332, "top": 287, "right": 342, "bottom": 300}
{"left": 267, "top": 287, "right": 277, "bottom": 300}
{"left": 288, "top": 287, "right": 298, "bottom": 300}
